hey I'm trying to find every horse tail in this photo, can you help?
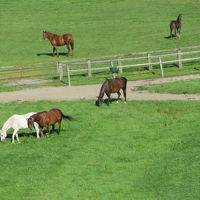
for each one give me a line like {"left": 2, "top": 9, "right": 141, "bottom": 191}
{"left": 122, "top": 77, "right": 127, "bottom": 84}
{"left": 62, "top": 114, "right": 74, "bottom": 121}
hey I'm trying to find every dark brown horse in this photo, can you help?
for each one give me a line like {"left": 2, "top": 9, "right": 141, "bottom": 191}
{"left": 43, "top": 31, "right": 74, "bottom": 56}
{"left": 27, "top": 108, "right": 73, "bottom": 136}
{"left": 96, "top": 77, "right": 127, "bottom": 106}
{"left": 170, "top": 14, "right": 182, "bottom": 38}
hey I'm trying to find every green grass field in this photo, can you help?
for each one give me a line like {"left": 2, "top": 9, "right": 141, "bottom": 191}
{"left": 137, "top": 79, "right": 200, "bottom": 94}
{"left": 1, "top": 0, "right": 200, "bottom": 67}
{"left": 1, "top": 1, "right": 200, "bottom": 199}
{"left": 0, "top": 100, "right": 199, "bottom": 200}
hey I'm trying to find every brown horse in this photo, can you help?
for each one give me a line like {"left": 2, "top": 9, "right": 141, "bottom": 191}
{"left": 170, "top": 14, "right": 182, "bottom": 38}
{"left": 96, "top": 77, "right": 127, "bottom": 106}
{"left": 43, "top": 31, "right": 74, "bottom": 57}
{"left": 27, "top": 108, "right": 73, "bottom": 136}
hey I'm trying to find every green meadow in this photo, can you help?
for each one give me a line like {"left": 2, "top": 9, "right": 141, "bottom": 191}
{"left": 137, "top": 79, "right": 200, "bottom": 94}
{"left": 0, "top": 100, "right": 199, "bottom": 200}
{"left": 1, "top": 0, "right": 200, "bottom": 67}
{"left": 1, "top": 1, "right": 200, "bottom": 199}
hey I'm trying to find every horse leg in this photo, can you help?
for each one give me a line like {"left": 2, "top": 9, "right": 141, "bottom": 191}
{"left": 57, "top": 121, "right": 61, "bottom": 134}
{"left": 45, "top": 126, "right": 50, "bottom": 135}
{"left": 34, "top": 122, "right": 40, "bottom": 138}
{"left": 53, "top": 47, "right": 56, "bottom": 56}
{"left": 177, "top": 28, "right": 181, "bottom": 38}
{"left": 122, "top": 88, "right": 127, "bottom": 103}
{"left": 39, "top": 127, "right": 44, "bottom": 137}
{"left": 116, "top": 91, "right": 121, "bottom": 103}
{"left": 66, "top": 44, "right": 70, "bottom": 56}
{"left": 52, "top": 124, "right": 55, "bottom": 133}
{"left": 175, "top": 29, "right": 177, "bottom": 38}
{"left": 106, "top": 92, "right": 111, "bottom": 105}
{"left": 70, "top": 40, "right": 74, "bottom": 56}
{"left": 170, "top": 28, "right": 173, "bottom": 38}
{"left": 55, "top": 47, "right": 59, "bottom": 57}
{"left": 12, "top": 129, "right": 19, "bottom": 143}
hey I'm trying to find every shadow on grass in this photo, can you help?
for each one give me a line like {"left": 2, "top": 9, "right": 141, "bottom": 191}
{"left": 37, "top": 52, "right": 68, "bottom": 57}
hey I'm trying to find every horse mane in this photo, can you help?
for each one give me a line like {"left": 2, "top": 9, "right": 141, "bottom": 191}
{"left": 177, "top": 14, "right": 182, "bottom": 22}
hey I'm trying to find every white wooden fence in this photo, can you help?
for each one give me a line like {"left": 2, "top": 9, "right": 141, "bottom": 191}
{"left": 58, "top": 46, "right": 200, "bottom": 86}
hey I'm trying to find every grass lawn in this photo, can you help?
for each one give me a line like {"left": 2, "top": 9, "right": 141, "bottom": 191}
{"left": 0, "top": 100, "right": 199, "bottom": 199}
{"left": 1, "top": 0, "right": 200, "bottom": 67}
{"left": 137, "top": 78, "right": 200, "bottom": 94}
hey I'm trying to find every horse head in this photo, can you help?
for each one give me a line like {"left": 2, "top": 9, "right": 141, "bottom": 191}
{"left": 0, "top": 130, "right": 7, "bottom": 142}
{"left": 96, "top": 97, "right": 103, "bottom": 107}
{"left": 177, "top": 14, "right": 182, "bottom": 22}
{"left": 27, "top": 117, "right": 34, "bottom": 130}
{"left": 43, "top": 31, "right": 47, "bottom": 40}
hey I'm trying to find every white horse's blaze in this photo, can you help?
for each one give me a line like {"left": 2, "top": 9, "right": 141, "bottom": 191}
{"left": 0, "top": 112, "right": 40, "bottom": 143}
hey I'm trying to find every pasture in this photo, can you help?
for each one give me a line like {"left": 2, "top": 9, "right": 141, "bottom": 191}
{"left": 1, "top": 0, "right": 200, "bottom": 67}
{"left": 0, "top": 100, "right": 199, "bottom": 199}
{"left": 137, "top": 79, "right": 200, "bottom": 94}
{"left": 1, "top": 1, "right": 200, "bottom": 199}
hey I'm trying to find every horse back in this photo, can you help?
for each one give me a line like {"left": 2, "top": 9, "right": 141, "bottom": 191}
{"left": 31, "top": 112, "right": 48, "bottom": 127}
{"left": 48, "top": 109, "right": 63, "bottom": 123}
{"left": 108, "top": 77, "right": 127, "bottom": 92}
{"left": 62, "top": 34, "right": 74, "bottom": 45}
{"left": 170, "top": 20, "right": 181, "bottom": 29}
{"left": 51, "top": 35, "right": 65, "bottom": 46}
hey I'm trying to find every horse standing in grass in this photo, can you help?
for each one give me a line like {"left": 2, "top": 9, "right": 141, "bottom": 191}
{"left": 43, "top": 31, "right": 74, "bottom": 57}
{"left": 0, "top": 112, "right": 40, "bottom": 143}
{"left": 27, "top": 108, "right": 73, "bottom": 136}
{"left": 170, "top": 14, "right": 182, "bottom": 38}
{"left": 96, "top": 77, "right": 127, "bottom": 106}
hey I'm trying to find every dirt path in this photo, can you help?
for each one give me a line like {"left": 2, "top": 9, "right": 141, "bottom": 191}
{"left": 1, "top": 74, "right": 200, "bottom": 103}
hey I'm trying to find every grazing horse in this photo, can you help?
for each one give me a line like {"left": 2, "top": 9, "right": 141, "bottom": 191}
{"left": 43, "top": 31, "right": 74, "bottom": 57}
{"left": 170, "top": 14, "right": 182, "bottom": 38}
{"left": 0, "top": 112, "right": 40, "bottom": 143}
{"left": 96, "top": 77, "right": 127, "bottom": 106}
{"left": 27, "top": 108, "right": 73, "bottom": 136}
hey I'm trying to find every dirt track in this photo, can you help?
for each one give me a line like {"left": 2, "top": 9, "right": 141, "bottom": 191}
{"left": 1, "top": 74, "right": 200, "bottom": 103}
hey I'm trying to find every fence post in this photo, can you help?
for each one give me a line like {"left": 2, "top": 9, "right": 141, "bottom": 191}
{"left": 147, "top": 53, "right": 152, "bottom": 70}
{"left": 177, "top": 49, "right": 183, "bottom": 68}
{"left": 66, "top": 64, "right": 71, "bottom": 86}
{"left": 87, "top": 60, "right": 92, "bottom": 77}
{"left": 110, "top": 61, "right": 117, "bottom": 78}
{"left": 159, "top": 57, "right": 164, "bottom": 78}
{"left": 117, "top": 57, "right": 123, "bottom": 73}
{"left": 56, "top": 62, "right": 59, "bottom": 73}
{"left": 58, "top": 62, "right": 63, "bottom": 80}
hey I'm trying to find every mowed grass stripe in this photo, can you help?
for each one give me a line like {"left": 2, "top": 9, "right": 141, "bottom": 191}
{"left": 0, "top": 100, "right": 199, "bottom": 199}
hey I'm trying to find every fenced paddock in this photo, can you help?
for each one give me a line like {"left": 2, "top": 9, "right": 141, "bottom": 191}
{"left": 1, "top": 46, "right": 200, "bottom": 86}
{"left": 58, "top": 45, "right": 200, "bottom": 86}
{"left": 0, "top": 62, "right": 58, "bottom": 83}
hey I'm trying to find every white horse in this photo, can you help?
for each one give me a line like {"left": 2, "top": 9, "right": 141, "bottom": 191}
{"left": 0, "top": 112, "right": 40, "bottom": 143}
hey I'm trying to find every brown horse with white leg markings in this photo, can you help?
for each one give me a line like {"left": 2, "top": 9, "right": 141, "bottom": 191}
{"left": 96, "top": 77, "right": 127, "bottom": 106}
{"left": 170, "top": 14, "right": 182, "bottom": 38}
{"left": 43, "top": 31, "right": 74, "bottom": 56}
{"left": 27, "top": 108, "right": 73, "bottom": 136}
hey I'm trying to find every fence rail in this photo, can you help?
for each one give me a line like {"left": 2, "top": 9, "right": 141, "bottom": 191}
{"left": 59, "top": 46, "right": 200, "bottom": 86}
{"left": 1, "top": 45, "right": 200, "bottom": 85}
{"left": 0, "top": 63, "right": 58, "bottom": 82}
